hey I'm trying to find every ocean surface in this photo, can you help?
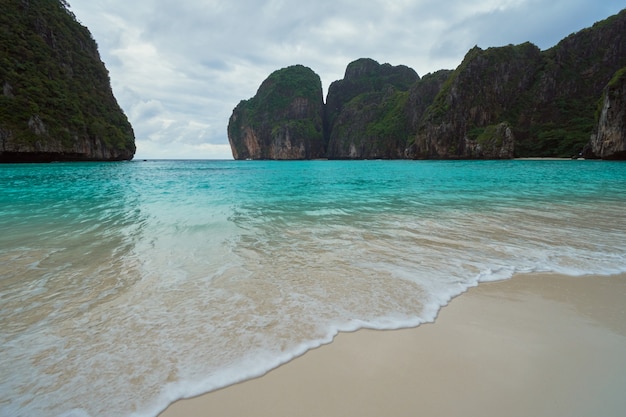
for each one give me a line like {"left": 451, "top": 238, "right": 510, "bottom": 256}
{"left": 1, "top": 159, "right": 625, "bottom": 417}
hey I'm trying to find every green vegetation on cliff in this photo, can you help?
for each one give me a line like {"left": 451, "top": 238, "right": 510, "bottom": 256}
{"left": 228, "top": 8, "right": 626, "bottom": 160}
{"left": 325, "top": 58, "right": 418, "bottom": 139}
{"left": 254, "top": 65, "right": 322, "bottom": 112}
{"left": 607, "top": 66, "right": 626, "bottom": 89}
{"left": 515, "top": 10, "right": 626, "bottom": 157}
{"left": 227, "top": 65, "right": 325, "bottom": 160}
{"left": 364, "top": 91, "right": 409, "bottom": 140}
{"left": 328, "top": 89, "right": 411, "bottom": 159}
{"left": 0, "top": 0, "right": 135, "bottom": 162}
{"left": 325, "top": 58, "right": 418, "bottom": 159}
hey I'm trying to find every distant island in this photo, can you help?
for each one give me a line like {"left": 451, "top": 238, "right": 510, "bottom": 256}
{"left": 228, "top": 9, "right": 626, "bottom": 160}
{"left": 0, "top": 0, "right": 135, "bottom": 162}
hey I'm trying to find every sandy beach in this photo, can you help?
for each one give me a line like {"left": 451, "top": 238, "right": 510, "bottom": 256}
{"left": 159, "top": 273, "right": 626, "bottom": 417}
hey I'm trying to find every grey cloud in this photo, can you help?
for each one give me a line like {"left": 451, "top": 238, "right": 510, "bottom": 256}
{"left": 435, "top": 0, "right": 626, "bottom": 55}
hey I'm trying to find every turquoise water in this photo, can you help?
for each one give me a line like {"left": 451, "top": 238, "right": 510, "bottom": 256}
{"left": 1, "top": 160, "right": 625, "bottom": 417}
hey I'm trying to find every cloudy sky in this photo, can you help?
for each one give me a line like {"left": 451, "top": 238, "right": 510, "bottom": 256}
{"left": 68, "top": 0, "right": 624, "bottom": 160}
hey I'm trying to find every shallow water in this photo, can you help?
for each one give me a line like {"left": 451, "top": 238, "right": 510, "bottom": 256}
{"left": 1, "top": 160, "right": 625, "bottom": 417}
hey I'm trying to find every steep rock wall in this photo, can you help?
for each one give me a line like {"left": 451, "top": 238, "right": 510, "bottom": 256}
{"left": 405, "top": 70, "right": 453, "bottom": 131}
{"left": 588, "top": 68, "right": 626, "bottom": 159}
{"left": 519, "top": 9, "right": 626, "bottom": 157}
{"left": 0, "top": 0, "right": 135, "bottom": 162}
{"left": 408, "top": 43, "right": 541, "bottom": 159}
{"left": 227, "top": 65, "right": 325, "bottom": 160}
{"left": 326, "top": 58, "right": 419, "bottom": 159}
{"left": 227, "top": 9, "right": 626, "bottom": 161}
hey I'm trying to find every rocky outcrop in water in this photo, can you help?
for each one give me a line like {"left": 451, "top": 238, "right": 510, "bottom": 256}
{"left": 227, "top": 65, "right": 325, "bottom": 160}
{"left": 228, "top": 8, "right": 626, "bottom": 160}
{"left": 325, "top": 58, "right": 419, "bottom": 159}
{"left": 0, "top": 0, "right": 135, "bottom": 162}
{"left": 587, "top": 68, "right": 626, "bottom": 159}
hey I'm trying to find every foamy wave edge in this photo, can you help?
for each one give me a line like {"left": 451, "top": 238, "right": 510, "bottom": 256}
{"left": 137, "top": 261, "right": 626, "bottom": 417}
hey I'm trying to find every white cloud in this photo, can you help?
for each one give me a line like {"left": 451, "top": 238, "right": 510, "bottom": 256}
{"left": 135, "top": 140, "right": 233, "bottom": 160}
{"left": 68, "top": 0, "right": 625, "bottom": 160}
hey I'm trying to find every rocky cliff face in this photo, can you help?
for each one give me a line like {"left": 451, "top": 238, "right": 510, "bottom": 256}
{"left": 228, "top": 8, "right": 626, "bottom": 160}
{"left": 406, "top": 8, "right": 626, "bottom": 159}
{"left": 587, "top": 68, "right": 626, "bottom": 159}
{"left": 408, "top": 43, "right": 542, "bottom": 159}
{"left": 0, "top": 0, "right": 135, "bottom": 162}
{"left": 228, "top": 65, "right": 325, "bottom": 160}
{"left": 325, "top": 58, "right": 419, "bottom": 159}
{"left": 518, "top": 9, "right": 626, "bottom": 157}
{"left": 405, "top": 70, "right": 453, "bottom": 131}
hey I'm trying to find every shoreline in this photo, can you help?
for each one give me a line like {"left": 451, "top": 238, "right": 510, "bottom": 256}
{"left": 159, "top": 272, "right": 626, "bottom": 417}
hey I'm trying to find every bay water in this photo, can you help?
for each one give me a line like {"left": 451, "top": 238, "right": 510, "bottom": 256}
{"left": 1, "top": 159, "right": 625, "bottom": 417}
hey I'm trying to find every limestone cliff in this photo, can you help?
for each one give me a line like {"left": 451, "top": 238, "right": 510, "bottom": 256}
{"left": 520, "top": 9, "right": 626, "bottom": 157}
{"left": 325, "top": 58, "right": 419, "bottom": 159}
{"left": 405, "top": 70, "right": 453, "bottom": 131}
{"left": 408, "top": 43, "right": 542, "bottom": 159}
{"left": 0, "top": 0, "right": 135, "bottom": 162}
{"left": 227, "top": 8, "right": 626, "bottom": 160}
{"left": 409, "top": 8, "right": 626, "bottom": 159}
{"left": 228, "top": 65, "right": 325, "bottom": 160}
{"left": 587, "top": 68, "right": 626, "bottom": 159}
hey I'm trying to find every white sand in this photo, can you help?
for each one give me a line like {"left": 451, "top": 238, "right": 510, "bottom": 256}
{"left": 159, "top": 273, "right": 626, "bottom": 417}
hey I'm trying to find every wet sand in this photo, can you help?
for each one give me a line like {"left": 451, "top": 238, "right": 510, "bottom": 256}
{"left": 159, "top": 273, "right": 626, "bottom": 417}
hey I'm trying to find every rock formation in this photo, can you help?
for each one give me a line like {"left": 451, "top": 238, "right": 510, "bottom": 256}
{"left": 325, "top": 58, "right": 419, "bottom": 159}
{"left": 228, "top": 65, "right": 325, "bottom": 160}
{"left": 405, "top": 70, "right": 453, "bottom": 132}
{"left": 408, "top": 43, "right": 542, "bottom": 159}
{"left": 587, "top": 68, "right": 626, "bottom": 159}
{"left": 227, "top": 8, "right": 626, "bottom": 160}
{"left": 0, "top": 0, "right": 135, "bottom": 162}
{"left": 518, "top": 9, "right": 626, "bottom": 157}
